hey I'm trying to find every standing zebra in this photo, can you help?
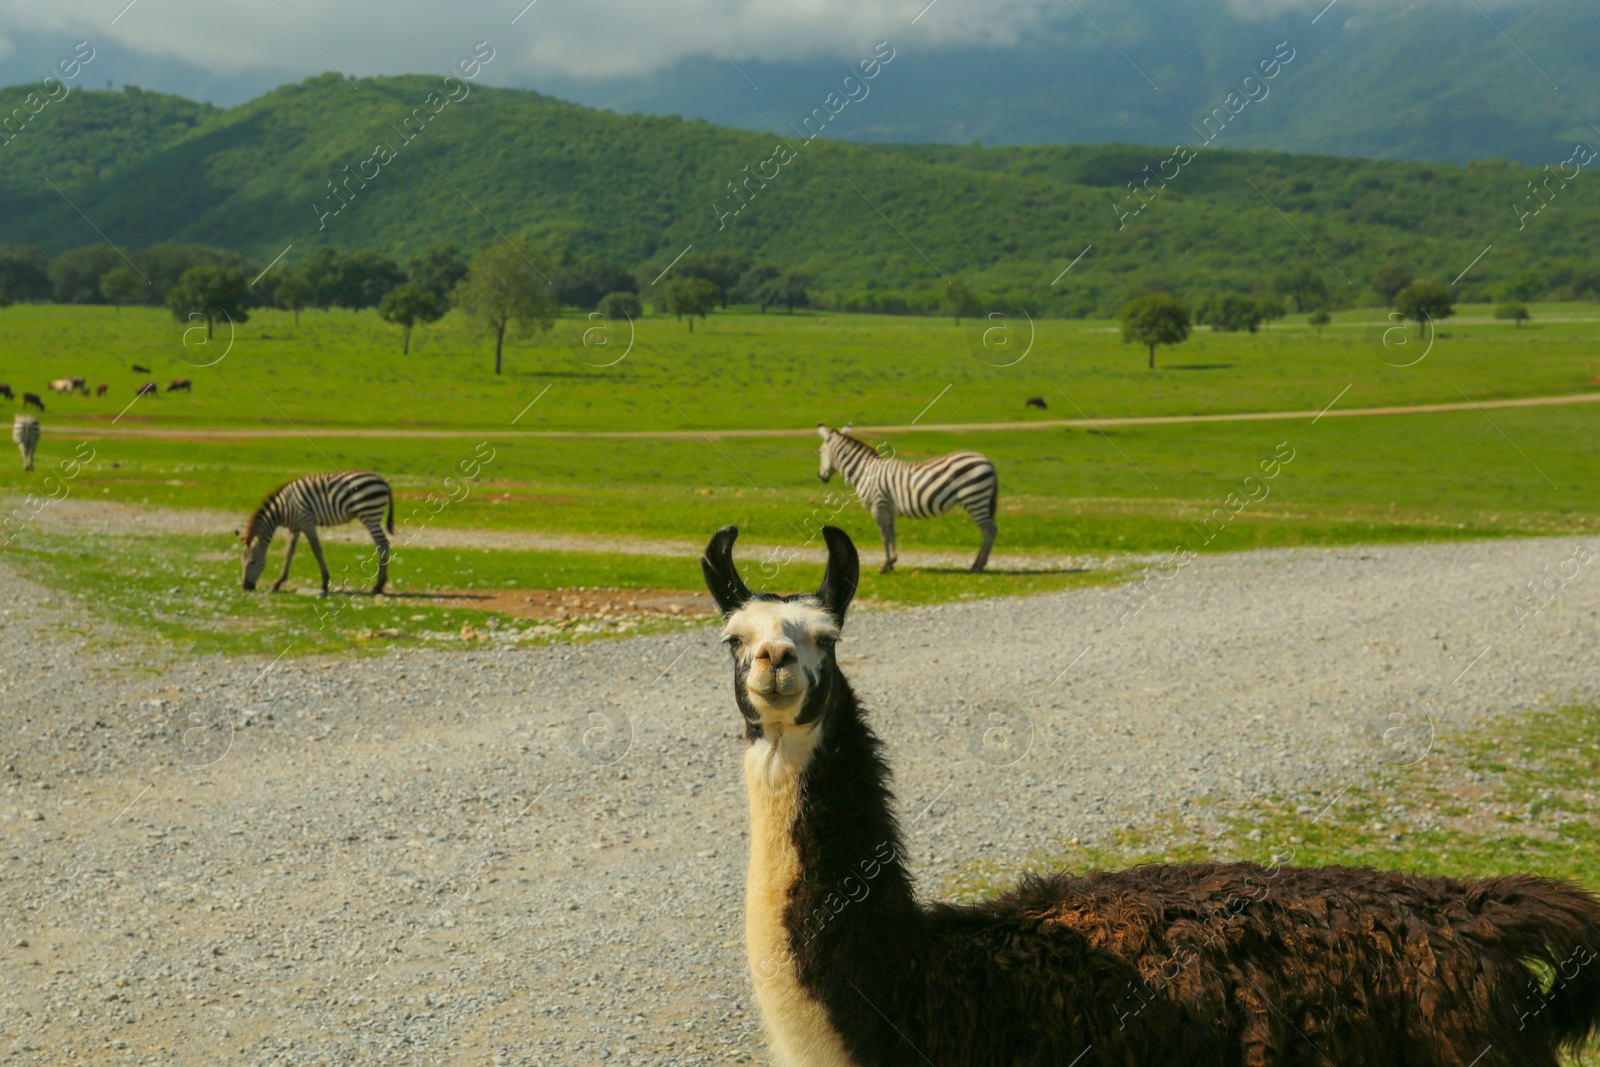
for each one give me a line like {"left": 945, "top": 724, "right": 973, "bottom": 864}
{"left": 239, "top": 471, "right": 395, "bottom": 595}
{"left": 817, "top": 424, "right": 998, "bottom": 573}
{"left": 12, "top": 414, "right": 39, "bottom": 472}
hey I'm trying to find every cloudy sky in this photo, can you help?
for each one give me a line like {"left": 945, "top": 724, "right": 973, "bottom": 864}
{"left": 0, "top": 0, "right": 1061, "bottom": 84}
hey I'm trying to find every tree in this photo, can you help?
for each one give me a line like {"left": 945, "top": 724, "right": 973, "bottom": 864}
{"left": 733, "top": 265, "right": 781, "bottom": 311}
{"left": 100, "top": 267, "right": 146, "bottom": 310}
{"left": 1370, "top": 259, "right": 1412, "bottom": 306}
{"left": 940, "top": 279, "right": 982, "bottom": 324}
{"left": 1394, "top": 281, "right": 1454, "bottom": 331}
{"left": 553, "top": 257, "right": 637, "bottom": 309}
{"left": 134, "top": 243, "right": 256, "bottom": 303}
{"left": 273, "top": 273, "right": 314, "bottom": 324}
{"left": 1254, "top": 294, "right": 1287, "bottom": 324}
{"left": 379, "top": 284, "right": 446, "bottom": 354}
{"left": 1501, "top": 272, "right": 1544, "bottom": 302}
{"left": 405, "top": 243, "right": 469, "bottom": 303}
{"left": 680, "top": 251, "right": 751, "bottom": 307}
{"left": 51, "top": 245, "right": 124, "bottom": 303}
{"left": 1494, "top": 302, "right": 1531, "bottom": 328}
{"left": 299, "top": 248, "right": 404, "bottom": 310}
{"left": 1272, "top": 263, "right": 1329, "bottom": 313}
{"left": 1195, "top": 292, "right": 1263, "bottom": 333}
{"left": 597, "top": 291, "right": 641, "bottom": 320}
{"left": 1120, "top": 293, "right": 1191, "bottom": 369}
{"left": 452, "top": 242, "right": 557, "bottom": 374}
{"left": 663, "top": 276, "right": 719, "bottom": 332}
{"left": 0, "top": 245, "right": 53, "bottom": 302}
{"left": 1309, "top": 309, "right": 1331, "bottom": 333}
{"left": 764, "top": 269, "right": 812, "bottom": 314}
{"left": 166, "top": 266, "right": 250, "bottom": 338}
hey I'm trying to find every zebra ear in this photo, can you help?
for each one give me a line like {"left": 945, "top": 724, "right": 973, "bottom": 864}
{"left": 701, "top": 525, "right": 753, "bottom": 616}
{"left": 817, "top": 424, "right": 829, "bottom": 440}
{"left": 816, "top": 526, "right": 859, "bottom": 625}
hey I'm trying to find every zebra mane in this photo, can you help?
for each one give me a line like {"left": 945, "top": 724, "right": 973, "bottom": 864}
{"left": 243, "top": 482, "right": 289, "bottom": 543}
{"left": 830, "top": 429, "right": 881, "bottom": 457}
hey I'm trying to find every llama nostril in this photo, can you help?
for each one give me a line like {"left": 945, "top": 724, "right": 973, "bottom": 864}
{"left": 757, "top": 643, "right": 796, "bottom": 669}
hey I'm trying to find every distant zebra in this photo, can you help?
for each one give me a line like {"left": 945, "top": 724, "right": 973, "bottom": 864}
{"left": 239, "top": 471, "right": 395, "bottom": 595}
{"left": 12, "top": 414, "right": 39, "bottom": 472}
{"left": 817, "top": 424, "right": 998, "bottom": 573}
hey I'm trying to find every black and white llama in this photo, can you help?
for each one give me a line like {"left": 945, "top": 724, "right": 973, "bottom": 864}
{"left": 239, "top": 470, "right": 395, "bottom": 595}
{"left": 817, "top": 425, "right": 997, "bottom": 573}
{"left": 702, "top": 523, "right": 1600, "bottom": 1067}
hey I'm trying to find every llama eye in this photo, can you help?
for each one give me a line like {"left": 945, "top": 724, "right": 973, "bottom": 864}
{"left": 723, "top": 635, "right": 743, "bottom": 650}
{"left": 817, "top": 636, "right": 837, "bottom": 651}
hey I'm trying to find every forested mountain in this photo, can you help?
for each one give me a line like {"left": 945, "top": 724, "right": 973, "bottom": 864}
{"left": 527, "top": 0, "right": 1600, "bottom": 165}
{"left": 2, "top": 0, "right": 1591, "bottom": 164}
{"left": 1, "top": 74, "right": 1596, "bottom": 315}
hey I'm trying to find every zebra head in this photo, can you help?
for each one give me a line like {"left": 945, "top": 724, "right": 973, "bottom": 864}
{"left": 817, "top": 424, "right": 852, "bottom": 483}
{"left": 702, "top": 524, "right": 859, "bottom": 735}
{"left": 239, "top": 529, "right": 271, "bottom": 591}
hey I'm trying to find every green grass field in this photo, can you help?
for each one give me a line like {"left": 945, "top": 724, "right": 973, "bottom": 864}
{"left": 3, "top": 302, "right": 1599, "bottom": 431}
{"left": 2, "top": 301, "right": 1597, "bottom": 655}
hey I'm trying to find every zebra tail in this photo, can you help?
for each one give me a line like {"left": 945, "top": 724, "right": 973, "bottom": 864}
{"left": 386, "top": 491, "right": 395, "bottom": 535}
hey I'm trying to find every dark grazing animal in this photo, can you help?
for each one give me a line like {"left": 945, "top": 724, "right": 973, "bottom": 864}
{"left": 817, "top": 424, "right": 997, "bottom": 573}
{"left": 701, "top": 523, "right": 1600, "bottom": 1067}
{"left": 132, "top": 364, "right": 151, "bottom": 373}
{"left": 0, "top": 384, "right": 12, "bottom": 401}
{"left": 22, "top": 393, "right": 44, "bottom": 412}
{"left": 95, "top": 384, "right": 107, "bottom": 397}
{"left": 136, "top": 382, "right": 158, "bottom": 397}
{"left": 1025, "top": 396, "right": 1048, "bottom": 409}
{"left": 167, "top": 378, "right": 192, "bottom": 393}
{"left": 239, "top": 471, "right": 395, "bottom": 595}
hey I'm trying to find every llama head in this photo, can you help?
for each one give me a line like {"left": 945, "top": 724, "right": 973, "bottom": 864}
{"left": 702, "top": 524, "right": 859, "bottom": 733}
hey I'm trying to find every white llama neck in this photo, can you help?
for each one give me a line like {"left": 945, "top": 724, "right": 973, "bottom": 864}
{"left": 743, "top": 726, "right": 861, "bottom": 1067}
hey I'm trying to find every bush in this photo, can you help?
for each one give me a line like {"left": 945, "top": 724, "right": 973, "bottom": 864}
{"left": 597, "top": 291, "right": 642, "bottom": 320}
{"left": 1493, "top": 302, "right": 1531, "bottom": 327}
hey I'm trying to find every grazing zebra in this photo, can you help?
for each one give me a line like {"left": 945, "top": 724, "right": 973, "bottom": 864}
{"left": 12, "top": 414, "right": 39, "bottom": 472}
{"left": 239, "top": 471, "right": 395, "bottom": 595}
{"left": 817, "top": 424, "right": 998, "bottom": 573}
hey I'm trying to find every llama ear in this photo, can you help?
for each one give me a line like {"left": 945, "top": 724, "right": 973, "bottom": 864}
{"left": 701, "top": 525, "right": 753, "bottom": 615}
{"left": 816, "top": 423, "right": 830, "bottom": 440}
{"left": 816, "top": 526, "right": 859, "bottom": 624}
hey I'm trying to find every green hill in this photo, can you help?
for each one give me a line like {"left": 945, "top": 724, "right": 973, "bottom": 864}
{"left": 2, "top": 75, "right": 1597, "bottom": 312}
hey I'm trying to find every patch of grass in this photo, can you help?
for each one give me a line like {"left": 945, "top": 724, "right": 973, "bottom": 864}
{"left": 3, "top": 529, "right": 1122, "bottom": 657}
{"left": 945, "top": 706, "right": 1600, "bottom": 1062}
{"left": 4, "top": 303, "right": 1600, "bottom": 433}
{"left": 9, "top": 401, "right": 1597, "bottom": 557}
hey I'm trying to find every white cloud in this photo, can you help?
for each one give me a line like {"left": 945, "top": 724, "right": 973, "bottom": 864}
{"left": 0, "top": 0, "right": 1049, "bottom": 82}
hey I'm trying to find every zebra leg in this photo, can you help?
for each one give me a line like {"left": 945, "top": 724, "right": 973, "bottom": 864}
{"left": 873, "top": 503, "right": 897, "bottom": 574}
{"left": 368, "top": 526, "right": 390, "bottom": 595}
{"left": 303, "top": 527, "right": 332, "bottom": 596}
{"left": 271, "top": 531, "right": 300, "bottom": 592}
{"left": 972, "top": 519, "right": 997, "bottom": 573}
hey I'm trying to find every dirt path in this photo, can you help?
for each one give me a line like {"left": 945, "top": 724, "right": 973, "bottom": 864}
{"left": 46, "top": 390, "right": 1600, "bottom": 441}
{"left": 2, "top": 535, "right": 1597, "bottom": 1065}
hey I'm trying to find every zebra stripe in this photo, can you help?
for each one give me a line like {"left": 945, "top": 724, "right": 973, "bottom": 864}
{"left": 246, "top": 470, "right": 394, "bottom": 542}
{"left": 244, "top": 470, "right": 395, "bottom": 594}
{"left": 820, "top": 427, "right": 998, "bottom": 572}
{"left": 12, "top": 414, "right": 39, "bottom": 472}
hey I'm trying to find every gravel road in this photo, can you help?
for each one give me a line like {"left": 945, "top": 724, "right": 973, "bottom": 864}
{"left": 2, "top": 534, "right": 1597, "bottom": 1065}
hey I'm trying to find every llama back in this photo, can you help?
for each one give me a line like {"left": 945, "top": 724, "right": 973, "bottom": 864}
{"left": 930, "top": 862, "right": 1600, "bottom": 1067}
